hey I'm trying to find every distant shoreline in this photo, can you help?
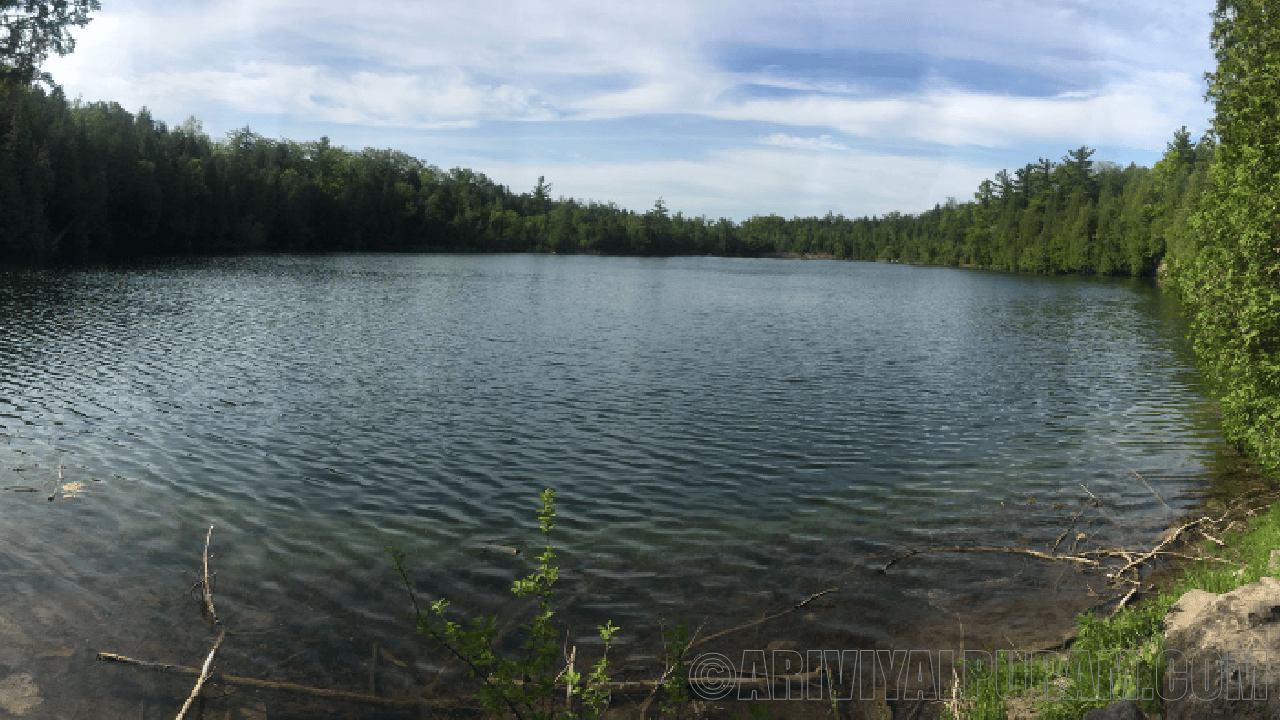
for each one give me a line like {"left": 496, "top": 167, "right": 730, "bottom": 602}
{"left": 760, "top": 252, "right": 835, "bottom": 260}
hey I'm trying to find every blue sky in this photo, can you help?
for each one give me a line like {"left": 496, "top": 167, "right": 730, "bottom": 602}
{"left": 44, "top": 0, "right": 1216, "bottom": 221}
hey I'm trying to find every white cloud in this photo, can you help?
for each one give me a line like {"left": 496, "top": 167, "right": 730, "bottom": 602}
{"left": 710, "top": 72, "right": 1207, "bottom": 149}
{"left": 759, "top": 134, "right": 848, "bottom": 151}
{"left": 473, "top": 147, "right": 994, "bottom": 221}
{"left": 47, "top": 0, "right": 1211, "bottom": 136}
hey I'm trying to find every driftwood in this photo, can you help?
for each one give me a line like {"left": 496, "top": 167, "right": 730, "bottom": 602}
{"left": 198, "top": 525, "right": 219, "bottom": 626}
{"left": 1051, "top": 511, "right": 1083, "bottom": 553}
{"left": 689, "top": 587, "right": 837, "bottom": 651}
{"left": 176, "top": 524, "right": 224, "bottom": 720}
{"left": 880, "top": 546, "right": 1102, "bottom": 573}
{"left": 175, "top": 628, "right": 225, "bottom": 720}
{"left": 875, "top": 483, "right": 1280, "bottom": 617}
{"left": 1131, "top": 469, "right": 1171, "bottom": 510}
{"left": 96, "top": 651, "right": 473, "bottom": 709}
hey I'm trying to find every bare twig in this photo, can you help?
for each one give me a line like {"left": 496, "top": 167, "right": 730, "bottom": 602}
{"left": 1131, "top": 469, "right": 1171, "bottom": 510}
{"left": 1112, "top": 587, "right": 1139, "bottom": 616}
{"left": 880, "top": 549, "right": 918, "bottom": 573}
{"left": 1052, "top": 511, "right": 1083, "bottom": 553}
{"left": 199, "top": 525, "right": 219, "bottom": 626}
{"left": 175, "top": 627, "right": 226, "bottom": 720}
{"left": 690, "top": 588, "right": 837, "bottom": 651}
{"left": 48, "top": 465, "right": 62, "bottom": 502}
{"left": 175, "top": 524, "right": 225, "bottom": 719}
{"left": 879, "top": 546, "right": 1100, "bottom": 569}
{"left": 565, "top": 645, "right": 576, "bottom": 702}
{"left": 1079, "top": 482, "right": 1100, "bottom": 506}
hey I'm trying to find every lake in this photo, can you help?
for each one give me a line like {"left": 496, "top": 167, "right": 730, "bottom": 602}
{"left": 0, "top": 254, "right": 1222, "bottom": 716}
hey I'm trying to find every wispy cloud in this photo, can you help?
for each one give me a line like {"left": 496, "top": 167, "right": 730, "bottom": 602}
{"left": 759, "top": 134, "right": 848, "bottom": 151}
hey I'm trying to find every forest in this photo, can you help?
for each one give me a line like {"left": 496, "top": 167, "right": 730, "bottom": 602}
{"left": 0, "top": 79, "right": 1209, "bottom": 274}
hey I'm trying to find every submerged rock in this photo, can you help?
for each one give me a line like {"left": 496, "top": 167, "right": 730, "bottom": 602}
{"left": 1163, "top": 576, "right": 1280, "bottom": 719}
{"left": 0, "top": 672, "right": 41, "bottom": 716}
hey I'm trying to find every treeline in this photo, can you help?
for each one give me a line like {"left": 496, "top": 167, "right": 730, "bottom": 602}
{"left": 0, "top": 83, "right": 750, "bottom": 262}
{"left": 1162, "top": 0, "right": 1280, "bottom": 475}
{"left": 0, "top": 81, "right": 1207, "bottom": 274}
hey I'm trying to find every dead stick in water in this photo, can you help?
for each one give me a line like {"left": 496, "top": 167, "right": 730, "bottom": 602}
{"left": 200, "top": 525, "right": 219, "bottom": 626}
{"left": 1131, "top": 469, "right": 1171, "bottom": 510}
{"left": 175, "top": 627, "right": 226, "bottom": 720}
{"left": 175, "top": 524, "right": 223, "bottom": 720}
{"left": 48, "top": 465, "right": 61, "bottom": 502}
{"left": 689, "top": 587, "right": 837, "bottom": 651}
{"left": 879, "top": 546, "right": 1101, "bottom": 569}
{"left": 96, "top": 652, "right": 472, "bottom": 709}
{"left": 1079, "top": 482, "right": 1100, "bottom": 506}
{"left": 1052, "top": 511, "right": 1083, "bottom": 553}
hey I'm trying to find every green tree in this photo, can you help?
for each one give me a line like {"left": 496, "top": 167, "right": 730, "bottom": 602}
{"left": 1171, "top": 0, "right": 1280, "bottom": 472}
{"left": 1, "top": 1, "right": 101, "bottom": 86}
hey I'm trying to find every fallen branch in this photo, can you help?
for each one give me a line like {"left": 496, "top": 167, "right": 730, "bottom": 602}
{"left": 1111, "top": 588, "right": 1139, "bottom": 617}
{"left": 1131, "top": 469, "right": 1171, "bottom": 510}
{"left": 1079, "top": 482, "right": 1101, "bottom": 506}
{"left": 1051, "top": 511, "right": 1083, "bottom": 553}
{"left": 175, "top": 628, "right": 226, "bottom": 720}
{"left": 879, "top": 546, "right": 1101, "bottom": 569}
{"left": 199, "top": 525, "right": 219, "bottom": 626}
{"left": 176, "top": 524, "right": 224, "bottom": 720}
{"left": 879, "top": 486, "right": 1280, "bottom": 592}
{"left": 96, "top": 651, "right": 473, "bottom": 709}
{"left": 689, "top": 588, "right": 838, "bottom": 651}
{"left": 48, "top": 465, "right": 62, "bottom": 503}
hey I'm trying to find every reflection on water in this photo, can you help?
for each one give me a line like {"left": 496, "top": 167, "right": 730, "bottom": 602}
{"left": 0, "top": 255, "right": 1222, "bottom": 716}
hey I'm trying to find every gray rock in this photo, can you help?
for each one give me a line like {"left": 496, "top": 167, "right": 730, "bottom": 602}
{"left": 1163, "top": 576, "right": 1280, "bottom": 720}
{"left": 1081, "top": 700, "right": 1144, "bottom": 720}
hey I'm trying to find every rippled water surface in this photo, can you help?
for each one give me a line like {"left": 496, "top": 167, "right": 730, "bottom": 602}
{"left": 0, "top": 255, "right": 1223, "bottom": 716}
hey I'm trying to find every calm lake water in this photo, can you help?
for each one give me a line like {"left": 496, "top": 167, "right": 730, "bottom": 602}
{"left": 0, "top": 255, "right": 1223, "bottom": 716}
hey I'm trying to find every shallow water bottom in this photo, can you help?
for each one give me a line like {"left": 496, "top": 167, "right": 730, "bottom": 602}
{"left": 0, "top": 497, "right": 1156, "bottom": 720}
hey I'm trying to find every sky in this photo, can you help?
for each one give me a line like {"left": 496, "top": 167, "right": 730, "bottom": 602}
{"left": 43, "top": 0, "right": 1217, "bottom": 222}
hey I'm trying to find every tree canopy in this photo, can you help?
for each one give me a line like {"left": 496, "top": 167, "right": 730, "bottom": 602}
{"left": 0, "top": 0, "right": 100, "bottom": 87}
{"left": 1164, "top": 0, "right": 1280, "bottom": 473}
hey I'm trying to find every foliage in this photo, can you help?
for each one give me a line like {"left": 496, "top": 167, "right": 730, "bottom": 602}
{"left": 390, "top": 489, "right": 620, "bottom": 720}
{"left": 1163, "top": 0, "right": 1280, "bottom": 476}
{"left": 659, "top": 621, "right": 690, "bottom": 717}
{"left": 576, "top": 620, "right": 619, "bottom": 719}
{"left": 0, "top": 1, "right": 100, "bottom": 87}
